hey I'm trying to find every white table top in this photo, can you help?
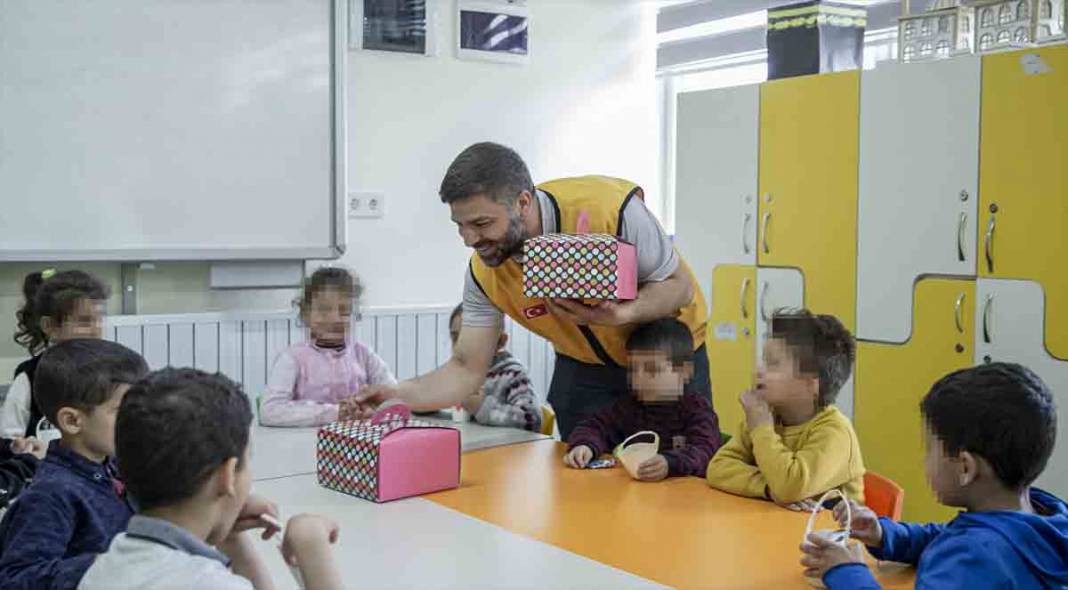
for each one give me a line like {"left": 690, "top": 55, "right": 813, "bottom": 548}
{"left": 251, "top": 415, "right": 549, "bottom": 482}
{"left": 252, "top": 474, "right": 668, "bottom": 590}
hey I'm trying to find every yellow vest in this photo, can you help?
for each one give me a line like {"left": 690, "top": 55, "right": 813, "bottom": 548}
{"left": 470, "top": 175, "right": 708, "bottom": 366}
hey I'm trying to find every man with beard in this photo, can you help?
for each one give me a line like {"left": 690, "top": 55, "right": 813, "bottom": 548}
{"left": 358, "top": 142, "right": 710, "bottom": 439}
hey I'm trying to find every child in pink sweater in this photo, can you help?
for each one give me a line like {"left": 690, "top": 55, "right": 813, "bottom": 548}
{"left": 259, "top": 267, "right": 395, "bottom": 427}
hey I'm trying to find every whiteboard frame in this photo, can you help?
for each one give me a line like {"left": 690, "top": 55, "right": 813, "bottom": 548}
{"left": 1, "top": 0, "right": 348, "bottom": 263}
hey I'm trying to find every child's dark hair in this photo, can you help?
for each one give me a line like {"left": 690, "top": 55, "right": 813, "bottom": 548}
{"left": 117, "top": 368, "right": 253, "bottom": 511}
{"left": 625, "top": 318, "right": 694, "bottom": 367}
{"left": 34, "top": 339, "right": 148, "bottom": 424}
{"left": 922, "top": 362, "right": 1056, "bottom": 490}
{"left": 770, "top": 308, "right": 855, "bottom": 408}
{"left": 14, "top": 269, "right": 109, "bottom": 355}
{"left": 294, "top": 267, "right": 363, "bottom": 321}
{"left": 450, "top": 303, "right": 464, "bottom": 325}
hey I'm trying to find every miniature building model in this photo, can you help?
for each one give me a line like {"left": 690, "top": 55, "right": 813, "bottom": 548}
{"left": 899, "top": 0, "right": 976, "bottom": 62}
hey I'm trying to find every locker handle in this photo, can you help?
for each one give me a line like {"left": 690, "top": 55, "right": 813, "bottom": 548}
{"left": 985, "top": 213, "right": 996, "bottom": 273}
{"left": 982, "top": 294, "right": 994, "bottom": 344}
{"left": 740, "top": 278, "right": 751, "bottom": 319}
{"left": 742, "top": 213, "right": 752, "bottom": 255}
{"left": 761, "top": 212, "right": 772, "bottom": 255}
{"left": 760, "top": 282, "right": 770, "bottom": 322}
{"left": 957, "top": 212, "right": 967, "bottom": 262}
{"left": 954, "top": 293, "right": 966, "bottom": 333}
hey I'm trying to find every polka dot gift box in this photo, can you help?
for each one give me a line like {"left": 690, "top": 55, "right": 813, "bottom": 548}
{"left": 523, "top": 215, "right": 638, "bottom": 300}
{"left": 317, "top": 401, "right": 460, "bottom": 503}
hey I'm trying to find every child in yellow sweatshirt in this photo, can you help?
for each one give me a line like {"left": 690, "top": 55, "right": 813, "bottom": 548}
{"left": 706, "top": 309, "right": 864, "bottom": 509}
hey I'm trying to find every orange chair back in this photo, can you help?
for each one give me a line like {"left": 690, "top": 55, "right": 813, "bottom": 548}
{"left": 864, "top": 471, "right": 904, "bottom": 520}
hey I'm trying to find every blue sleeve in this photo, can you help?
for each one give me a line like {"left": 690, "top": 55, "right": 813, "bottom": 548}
{"left": 0, "top": 490, "right": 97, "bottom": 590}
{"left": 911, "top": 532, "right": 1019, "bottom": 590}
{"left": 824, "top": 563, "right": 884, "bottom": 590}
{"left": 868, "top": 517, "right": 947, "bottom": 564}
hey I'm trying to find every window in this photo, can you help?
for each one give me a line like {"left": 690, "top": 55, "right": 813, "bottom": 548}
{"left": 936, "top": 40, "right": 952, "bottom": 56}
{"left": 939, "top": 16, "right": 951, "bottom": 32}
{"left": 962, "top": 15, "right": 971, "bottom": 33}
{"left": 905, "top": 21, "right": 916, "bottom": 39}
{"left": 980, "top": 32, "right": 995, "bottom": 48}
{"left": 982, "top": 8, "right": 994, "bottom": 26}
{"left": 921, "top": 18, "right": 933, "bottom": 36}
{"left": 997, "top": 29, "right": 1012, "bottom": 43}
{"left": 920, "top": 41, "right": 934, "bottom": 55}
{"left": 1018, "top": 1, "right": 1030, "bottom": 19}
{"left": 1041, "top": 0, "right": 1053, "bottom": 18}
{"left": 1000, "top": 4, "right": 1014, "bottom": 23}
{"left": 903, "top": 45, "right": 916, "bottom": 61}
{"left": 1015, "top": 27, "right": 1030, "bottom": 42}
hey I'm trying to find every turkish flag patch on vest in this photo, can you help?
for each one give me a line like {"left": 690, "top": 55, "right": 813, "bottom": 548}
{"left": 523, "top": 304, "right": 549, "bottom": 320}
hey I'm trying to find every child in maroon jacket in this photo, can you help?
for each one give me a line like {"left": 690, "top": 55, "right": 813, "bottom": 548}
{"left": 563, "top": 318, "right": 722, "bottom": 481}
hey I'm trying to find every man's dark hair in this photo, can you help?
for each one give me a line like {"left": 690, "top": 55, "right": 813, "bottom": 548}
{"left": 117, "top": 368, "right": 253, "bottom": 511}
{"left": 450, "top": 303, "right": 464, "bottom": 325}
{"left": 922, "top": 362, "right": 1056, "bottom": 490}
{"left": 626, "top": 318, "right": 694, "bottom": 367}
{"left": 35, "top": 339, "right": 148, "bottom": 424}
{"left": 439, "top": 142, "right": 534, "bottom": 205}
{"left": 770, "top": 309, "right": 855, "bottom": 408}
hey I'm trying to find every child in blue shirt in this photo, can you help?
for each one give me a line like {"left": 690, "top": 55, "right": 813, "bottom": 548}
{"left": 0, "top": 339, "right": 147, "bottom": 590}
{"left": 801, "top": 362, "right": 1068, "bottom": 589}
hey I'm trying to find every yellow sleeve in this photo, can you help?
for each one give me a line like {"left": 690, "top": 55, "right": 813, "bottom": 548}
{"left": 749, "top": 416, "right": 855, "bottom": 504}
{"left": 705, "top": 422, "right": 768, "bottom": 498}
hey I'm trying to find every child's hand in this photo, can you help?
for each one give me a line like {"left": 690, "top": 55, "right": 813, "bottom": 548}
{"left": 739, "top": 388, "right": 773, "bottom": 428}
{"left": 354, "top": 384, "right": 398, "bottom": 409}
{"left": 337, "top": 397, "right": 362, "bottom": 422}
{"left": 636, "top": 455, "right": 669, "bottom": 481}
{"left": 231, "top": 494, "right": 281, "bottom": 540}
{"left": 281, "top": 513, "right": 340, "bottom": 566}
{"left": 800, "top": 534, "right": 867, "bottom": 579}
{"left": 838, "top": 500, "right": 883, "bottom": 548}
{"left": 765, "top": 486, "right": 819, "bottom": 511}
{"left": 563, "top": 445, "right": 594, "bottom": 468}
{"left": 10, "top": 437, "right": 47, "bottom": 460}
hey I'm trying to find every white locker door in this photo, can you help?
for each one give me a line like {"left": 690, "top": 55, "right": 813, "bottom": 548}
{"left": 674, "top": 84, "right": 759, "bottom": 305}
{"left": 756, "top": 267, "right": 855, "bottom": 420}
{"left": 975, "top": 279, "right": 1068, "bottom": 497}
{"left": 857, "top": 57, "right": 980, "bottom": 343}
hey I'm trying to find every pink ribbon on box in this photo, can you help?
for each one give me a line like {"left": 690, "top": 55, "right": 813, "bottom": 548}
{"left": 576, "top": 210, "right": 591, "bottom": 234}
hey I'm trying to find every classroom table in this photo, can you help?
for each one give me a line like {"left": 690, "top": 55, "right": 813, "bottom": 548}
{"left": 251, "top": 428, "right": 916, "bottom": 589}
{"left": 426, "top": 440, "right": 916, "bottom": 590}
{"left": 250, "top": 414, "right": 549, "bottom": 481}
{"left": 253, "top": 474, "right": 667, "bottom": 590}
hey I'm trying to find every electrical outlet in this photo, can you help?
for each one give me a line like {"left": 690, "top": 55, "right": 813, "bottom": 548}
{"left": 348, "top": 191, "right": 385, "bottom": 219}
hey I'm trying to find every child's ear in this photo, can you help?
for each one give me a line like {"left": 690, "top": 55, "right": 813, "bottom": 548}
{"left": 39, "top": 315, "right": 57, "bottom": 338}
{"left": 681, "top": 361, "right": 695, "bottom": 380}
{"left": 55, "top": 407, "right": 82, "bottom": 435}
{"left": 497, "top": 332, "right": 509, "bottom": 350}
{"left": 216, "top": 457, "right": 240, "bottom": 498}
{"left": 807, "top": 377, "right": 821, "bottom": 399}
{"left": 957, "top": 451, "right": 979, "bottom": 487}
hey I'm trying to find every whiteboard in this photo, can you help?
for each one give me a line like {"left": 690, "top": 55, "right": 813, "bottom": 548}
{"left": 0, "top": 0, "right": 346, "bottom": 261}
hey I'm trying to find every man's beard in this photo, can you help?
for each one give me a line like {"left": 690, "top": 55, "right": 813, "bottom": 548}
{"left": 476, "top": 212, "right": 526, "bottom": 267}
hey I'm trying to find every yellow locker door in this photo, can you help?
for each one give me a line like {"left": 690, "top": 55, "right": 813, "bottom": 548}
{"left": 707, "top": 264, "right": 757, "bottom": 436}
{"left": 856, "top": 278, "right": 975, "bottom": 522}
{"left": 758, "top": 70, "right": 859, "bottom": 330}
{"left": 979, "top": 45, "right": 1068, "bottom": 360}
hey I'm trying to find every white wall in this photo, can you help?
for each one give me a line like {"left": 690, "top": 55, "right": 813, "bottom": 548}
{"left": 338, "top": 0, "right": 660, "bottom": 307}
{"left": 0, "top": 0, "right": 660, "bottom": 380}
